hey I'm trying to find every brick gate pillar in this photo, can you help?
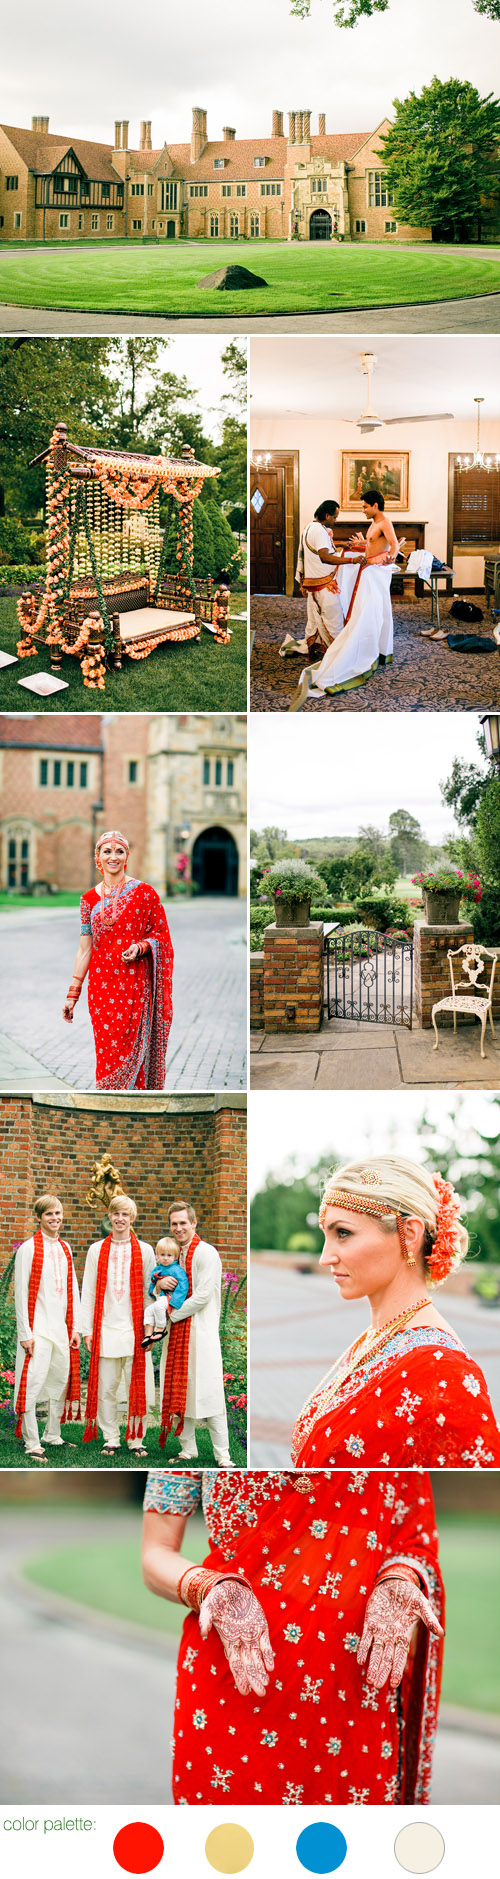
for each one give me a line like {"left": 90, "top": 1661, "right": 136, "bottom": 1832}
{"left": 414, "top": 920, "right": 474, "bottom": 1029}
{"left": 263, "top": 922, "right": 324, "bottom": 1033}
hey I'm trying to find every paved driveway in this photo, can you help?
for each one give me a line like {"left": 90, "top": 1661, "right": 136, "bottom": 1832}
{"left": 0, "top": 897, "right": 246, "bottom": 1091}
{"left": 1, "top": 295, "right": 500, "bottom": 334}
{"left": 249, "top": 1260, "right": 500, "bottom": 1466}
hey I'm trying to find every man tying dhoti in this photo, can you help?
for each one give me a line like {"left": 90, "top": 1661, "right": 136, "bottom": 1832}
{"left": 81, "top": 1192, "right": 154, "bottom": 1456}
{"left": 350, "top": 489, "right": 400, "bottom": 565}
{"left": 14, "top": 1193, "right": 81, "bottom": 1461}
{"left": 159, "top": 1199, "right": 232, "bottom": 1465}
{"left": 280, "top": 499, "right": 366, "bottom": 662}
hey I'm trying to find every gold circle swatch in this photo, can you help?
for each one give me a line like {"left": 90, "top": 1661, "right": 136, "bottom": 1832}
{"left": 205, "top": 1824, "right": 255, "bottom": 1875}
{"left": 395, "top": 1825, "right": 445, "bottom": 1874}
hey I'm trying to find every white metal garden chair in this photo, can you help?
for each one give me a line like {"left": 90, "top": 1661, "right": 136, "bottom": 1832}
{"left": 432, "top": 943, "right": 497, "bottom": 1059}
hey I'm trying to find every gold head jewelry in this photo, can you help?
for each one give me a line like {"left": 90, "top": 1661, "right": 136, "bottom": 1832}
{"left": 85, "top": 1154, "right": 125, "bottom": 1212}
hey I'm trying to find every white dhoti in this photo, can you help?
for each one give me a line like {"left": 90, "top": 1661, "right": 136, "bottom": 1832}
{"left": 16, "top": 1334, "right": 70, "bottom": 1453}
{"left": 310, "top": 562, "right": 395, "bottom": 697}
{"left": 97, "top": 1351, "right": 155, "bottom": 1449}
{"left": 306, "top": 583, "right": 343, "bottom": 650}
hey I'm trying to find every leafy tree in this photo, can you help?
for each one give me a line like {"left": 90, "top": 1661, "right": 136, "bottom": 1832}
{"left": 357, "top": 824, "right": 386, "bottom": 859}
{"left": 228, "top": 504, "right": 247, "bottom": 540}
{"left": 0, "top": 337, "right": 116, "bottom": 516}
{"left": 204, "top": 501, "right": 240, "bottom": 583}
{"left": 291, "top": 0, "right": 500, "bottom": 22}
{"left": 440, "top": 750, "right": 489, "bottom": 833}
{"left": 380, "top": 79, "right": 500, "bottom": 242}
{"left": 221, "top": 342, "right": 247, "bottom": 413}
{"left": 214, "top": 415, "right": 247, "bottom": 509}
{"left": 165, "top": 496, "right": 215, "bottom": 578}
{"left": 388, "top": 809, "right": 426, "bottom": 876}
{"left": 416, "top": 1097, "right": 500, "bottom": 1265}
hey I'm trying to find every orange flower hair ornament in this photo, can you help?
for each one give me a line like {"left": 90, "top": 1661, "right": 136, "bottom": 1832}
{"left": 319, "top": 1167, "right": 464, "bottom": 1284}
{"left": 427, "top": 1175, "right": 463, "bottom": 1284}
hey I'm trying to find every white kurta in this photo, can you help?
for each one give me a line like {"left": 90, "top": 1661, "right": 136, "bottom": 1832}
{"left": 14, "top": 1234, "right": 81, "bottom": 1449}
{"left": 160, "top": 1238, "right": 226, "bottom": 1421}
{"left": 310, "top": 561, "right": 395, "bottom": 697}
{"left": 80, "top": 1239, "right": 154, "bottom": 1355}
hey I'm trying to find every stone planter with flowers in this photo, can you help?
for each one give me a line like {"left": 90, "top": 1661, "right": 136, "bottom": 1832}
{"left": 263, "top": 859, "right": 323, "bottom": 928}
{"left": 412, "top": 868, "right": 482, "bottom": 926}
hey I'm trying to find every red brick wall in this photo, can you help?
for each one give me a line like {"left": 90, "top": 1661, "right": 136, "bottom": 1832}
{"left": 250, "top": 952, "right": 265, "bottom": 1029}
{"left": 263, "top": 922, "right": 324, "bottom": 1033}
{"left": 103, "top": 716, "right": 149, "bottom": 879}
{"left": 0, "top": 1098, "right": 246, "bottom": 1283}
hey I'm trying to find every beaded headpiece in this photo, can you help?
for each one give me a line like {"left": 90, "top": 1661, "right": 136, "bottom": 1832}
{"left": 319, "top": 1166, "right": 464, "bottom": 1286}
{"left": 94, "top": 829, "right": 130, "bottom": 872}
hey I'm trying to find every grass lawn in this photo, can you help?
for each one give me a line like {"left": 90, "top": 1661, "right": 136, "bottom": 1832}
{"left": 0, "top": 593, "right": 246, "bottom": 712}
{"left": 0, "top": 890, "right": 81, "bottom": 909}
{"left": 438, "top": 1516, "right": 500, "bottom": 1714}
{"left": 0, "top": 240, "right": 499, "bottom": 317}
{"left": 23, "top": 1512, "right": 208, "bottom": 1637}
{"left": 0, "top": 1419, "right": 246, "bottom": 1471}
{"left": 19, "top": 1511, "right": 500, "bottom": 1711}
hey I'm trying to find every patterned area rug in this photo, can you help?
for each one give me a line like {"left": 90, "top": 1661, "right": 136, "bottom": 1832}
{"left": 250, "top": 596, "right": 500, "bottom": 712}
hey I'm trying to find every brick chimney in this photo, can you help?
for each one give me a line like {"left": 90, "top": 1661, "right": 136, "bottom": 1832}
{"left": 318, "top": 112, "right": 326, "bottom": 135}
{"left": 122, "top": 121, "right": 129, "bottom": 151}
{"left": 140, "top": 120, "right": 152, "bottom": 151}
{"left": 288, "top": 112, "right": 296, "bottom": 143}
{"left": 114, "top": 121, "right": 122, "bottom": 149}
{"left": 223, "top": 126, "right": 236, "bottom": 141}
{"left": 32, "top": 115, "right": 49, "bottom": 133}
{"left": 272, "top": 110, "right": 284, "bottom": 138}
{"left": 191, "top": 106, "right": 208, "bottom": 163}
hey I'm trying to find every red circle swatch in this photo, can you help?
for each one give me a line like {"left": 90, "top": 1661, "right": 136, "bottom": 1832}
{"left": 113, "top": 1823, "right": 164, "bottom": 1874}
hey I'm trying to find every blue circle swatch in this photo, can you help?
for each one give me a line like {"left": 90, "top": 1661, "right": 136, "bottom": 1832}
{"left": 296, "top": 1824, "right": 347, "bottom": 1875}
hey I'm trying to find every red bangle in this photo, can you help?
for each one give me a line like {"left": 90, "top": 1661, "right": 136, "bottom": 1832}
{"left": 375, "top": 1565, "right": 422, "bottom": 1591}
{"left": 176, "top": 1567, "right": 252, "bottom": 1612}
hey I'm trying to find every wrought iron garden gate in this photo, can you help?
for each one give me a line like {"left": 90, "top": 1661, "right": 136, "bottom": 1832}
{"left": 325, "top": 930, "right": 413, "bottom": 1029}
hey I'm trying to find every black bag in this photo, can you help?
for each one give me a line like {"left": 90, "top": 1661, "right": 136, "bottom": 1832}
{"left": 449, "top": 599, "right": 484, "bottom": 623}
{"left": 447, "top": 634, "right": 498, "bottom": 653}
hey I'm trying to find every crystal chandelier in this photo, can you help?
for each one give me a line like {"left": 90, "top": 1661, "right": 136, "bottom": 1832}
{"left": 252, "top": 451, "right": 272, "bottom": 469}
{"left": 456, "top": 398, "right": 500, "bottom": 473}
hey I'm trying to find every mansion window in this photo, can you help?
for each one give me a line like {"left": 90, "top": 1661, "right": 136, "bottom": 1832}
{"left": 53, "top": 762, "right": 61, "bottom": 787}
{"left": 128, "top": 760, "right": 138, "bottom": 784}
{"left": 131, "top": 183, "right": 144, "bottom": 196}
{"left": 312, "top": 179, "right": 327, "bottom": 193}
{"left": 213, "top": 158, "right": 225, "bottom": 169}
{"left": 190, "top": 184, "right": 208, "bottom": 197}
{"left": 13, "top": 213, "right": 21, "bottom": 229}
{"left": 222, "top": 184, "right": 232, "bottom": 197}
{"left": 230, "top": 214, "right": 239, "bottom": 237}
{"left": 203, "top": 758, "right": 210, "bottom": 784}
{"left": 132, "top": 218, "right": 142, "bottom": 230}
{"left": 147, "top": 184, "right": 154, "bottom": 197}
{"left": 215, "top": 759, "right": 222, "bottom": 786}
{"left": 260, "top": 182, "right": 282, "bottom": 196}
{"left": 78, "top": 214, "right": 83, "bottom": 229}
{"left": 236, "top": 184, "right": 246, "bottom": 197}
{"left": 67, "top": 763, "right": 74, "bottom": 787}
{"left": 210, "top": 213, "right": 219, "bottom": 235}
{"left": 7, "top": 836, "right": 29, "bottom": 890}
{"left": 250, "top": 213, "right": 259, "bottom": 237}
{"left": 54, "top": 174, "right": 78, "bottom": 196}
{"left": 385, "top": 219, "right": 397, "bottom": 233}
{"left": 355, "top": 218, "right": 366, "bottom": 233}
{"left": 160, "top": 182, "right": 178, "bottom": 210}
{"left": 59, "top": 213, "right": 69, "bottom": 228}
{"left": 91, "top": 214, "right": 99, "bottom": 230}
{"left": 227, "top": 760, "right": 234, "bottom": 786}
{"left": 6, "top": 176, "right": 19, "bottom": 190}
{"left": 80, "top": 762, "right": 88, "bottom": 787}
{"left": 101, "top": 184, "right": 110, "bottom": 201}
{"left": 254, "top": 156, "right": 266, "bottom": 167}
{"left": 106, "top": 214, "right": 114, "bottom": 230}
{"left": 39, "top": 756, "right": 88, "bottom": 789}
{"left": 367, "top": 171, "right": 393, "bottom": 208}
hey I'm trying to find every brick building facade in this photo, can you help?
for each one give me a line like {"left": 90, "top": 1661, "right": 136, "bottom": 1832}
{"left": 0, "top": 108, "right": 429, "bottom": 245}
{"left": 0, "top": 1093, "right": 247, "bottom": 1285}
{"left": 0, "top": 713, "right": 246, "bottom": 895}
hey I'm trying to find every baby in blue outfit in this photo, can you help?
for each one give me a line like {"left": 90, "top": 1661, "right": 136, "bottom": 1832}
{"left": 142, "top": 1236, "right": 189, "bottom": 1348}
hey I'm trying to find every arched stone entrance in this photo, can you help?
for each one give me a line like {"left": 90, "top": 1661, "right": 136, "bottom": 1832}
{"left": 191, "top": 826, "right": 239, "bottom": 895}
{"left": 309, "top": 208, "right": 332, "bottom": 241}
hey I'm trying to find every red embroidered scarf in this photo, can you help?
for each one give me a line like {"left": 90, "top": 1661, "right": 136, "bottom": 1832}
{"left": 15, "top": 1229, "right": 81, "bottom": 1438}
{"left": 159, "top": 1233, "right": 199, "bottom": 1444}
{"left": 84, "top": 1230, "right": 146, "bottom": 1442}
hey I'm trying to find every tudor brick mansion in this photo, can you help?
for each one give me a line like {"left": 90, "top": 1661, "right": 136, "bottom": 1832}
{"left": 0, "top": 107, "right": 429, "bottom": 244}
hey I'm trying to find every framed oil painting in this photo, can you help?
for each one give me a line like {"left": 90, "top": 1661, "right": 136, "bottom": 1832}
{"left": 341, "top": 452, "right": 409, "bottom": 512}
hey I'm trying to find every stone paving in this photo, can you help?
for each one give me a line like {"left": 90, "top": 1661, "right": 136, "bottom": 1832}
{"left": 250, "top": 595, "right": 500, "bottom": 712}
{"left": 0, "top": 897, "right": 246, "bottom": 1092}
{"left": 249, "top": 1262, "right": 500, "bottom": 1467}
{"left": 0, "top": 1504, "right": 497, "bottom": 1804}
{"left": 251, "top": 1015, "right": 500, "bottom": 1089}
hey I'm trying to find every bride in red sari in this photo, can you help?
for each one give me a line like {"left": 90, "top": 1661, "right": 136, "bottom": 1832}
{"left": 142, "top": 1467, "right": 444, "bottom": 1806}
{"left": 62, "top": 829, "right": 173, "bottom": 1090}
{"left": 291, "top": 1156, "right": 500, "bottom": 1471}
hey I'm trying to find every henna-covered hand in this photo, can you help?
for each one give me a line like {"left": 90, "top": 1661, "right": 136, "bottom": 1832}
{"left": 357, "top": 1576, "right": 444, "bottom": 1691}
{"left": 199, "top": 1578, "right": 275, "bottom": 1698}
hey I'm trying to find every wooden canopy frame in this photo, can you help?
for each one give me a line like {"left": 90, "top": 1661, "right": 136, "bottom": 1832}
{"left": 17, "top": 422, "right": 230, "bottom": 688}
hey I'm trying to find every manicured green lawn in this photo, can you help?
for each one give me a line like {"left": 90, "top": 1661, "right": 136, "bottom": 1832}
{"left": 0, "top": 891, "right": 81, "bottom": 909}
{"left": 23, "top": 1513, "right": 207, "bottom": 1636}
{"left": 0, "top": 594, "right": 247, "bottom": 712}
{"left": 0, "top": 240, "right": 499, "bottom": 316}
{"left": 438, "top": 1517, "right": 500, "bottom": 1714}
{"left": 0, "top": 1420, "right": 243, "bottom": 1469}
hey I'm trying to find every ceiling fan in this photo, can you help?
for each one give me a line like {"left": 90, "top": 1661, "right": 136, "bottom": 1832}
{"left": 346, "top": 353, "right": 454, "bottom": 434}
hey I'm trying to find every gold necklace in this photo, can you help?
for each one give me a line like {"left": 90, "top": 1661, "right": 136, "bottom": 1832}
{"left": 325, "top": 1295, "right": 430, "bottom": 1398}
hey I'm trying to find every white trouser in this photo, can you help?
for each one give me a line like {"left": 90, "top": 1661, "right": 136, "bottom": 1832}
{"left": 144, "top": 1298, "right": 168, "bottom": 1330}
{"left": 21, "top": 1335, "right": 69, "bottom": 1453}
{"left": 306, "top": 585, "right": 343, "bottom": 650}
{"left": 97, "top": 1354, "right": 147, "bottom": 1449}
{"left": 180, "top": 1409, "right": 231, "bottom": 1464}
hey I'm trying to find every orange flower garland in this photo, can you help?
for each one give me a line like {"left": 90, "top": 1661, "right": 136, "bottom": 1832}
{"left": 213, "top": 585, "right": 231, "bottom": 644}
{"left": 428, "top": 1175, "right": 464, "bottom": 1284}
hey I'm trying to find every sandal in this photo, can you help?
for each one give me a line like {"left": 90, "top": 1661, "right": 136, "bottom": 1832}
{"left": 101, "top": 1444, "right": 119, "bottom": 1457}
{"left": 129, "top": 1446, "right": 148, "bottom": 1459}
{"left": 141, "top": 1328, "right": 167, "bottom": 1349}
{"left": 28, "top": 1448, "right": 48, "bottom": 1463}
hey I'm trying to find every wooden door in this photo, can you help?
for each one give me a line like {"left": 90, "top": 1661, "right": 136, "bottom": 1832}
{"left": 250, "top": 464, "right": 285, "bottom": 593}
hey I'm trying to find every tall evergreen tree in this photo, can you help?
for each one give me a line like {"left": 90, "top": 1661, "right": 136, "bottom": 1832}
{"left": 380, "top": 78, "right": 500, "bottom": 241}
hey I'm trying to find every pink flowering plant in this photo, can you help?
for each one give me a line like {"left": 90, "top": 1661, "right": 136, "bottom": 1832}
{"left": 412, "top": 869, "right": 482, "bottom": 904}
{"left": 265, "top": 859, "right": 323, "bottom": 901}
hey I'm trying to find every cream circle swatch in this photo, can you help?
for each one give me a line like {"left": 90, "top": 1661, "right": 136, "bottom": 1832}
{"left": 395, "top": 1824, "right": 445, "bottom": 1874}
{"left": 205, "top": 1824, "right": 255, "bottom": 1875}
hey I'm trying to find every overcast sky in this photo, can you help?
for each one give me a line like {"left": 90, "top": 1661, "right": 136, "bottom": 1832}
{"left": 2, "top": 0, "right": 497, "bottom": 145}
{"left": 141, "top": 337, "right": 243, "bottom": 442}
{"left": 249, "top": 1090, "right": 498, "bottom": 1195}
{"left": 249, "top": 713, "right": 487, "bottom": 845}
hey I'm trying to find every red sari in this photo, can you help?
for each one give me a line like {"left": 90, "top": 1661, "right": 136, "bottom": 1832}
{"left": 80, "top": 878, "right": 173, "bottom": 1090}
{"left": 291, "top": 1327, "right": 500, "bottom": 1470}
{"left": 143, "top": 1467, "right": 444, "bottom": 1806}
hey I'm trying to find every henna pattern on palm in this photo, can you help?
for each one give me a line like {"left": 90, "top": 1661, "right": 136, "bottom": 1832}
{"left": 357, "top": 1576, "right": 444, "bottom": 1690}
{"left": 200, "top": 1578, "right": 275, "bottom": 1697}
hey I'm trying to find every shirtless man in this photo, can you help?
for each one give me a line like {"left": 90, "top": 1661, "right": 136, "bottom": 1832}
{"left": 350, "top": 489, "right": 399, "bottom": 563}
